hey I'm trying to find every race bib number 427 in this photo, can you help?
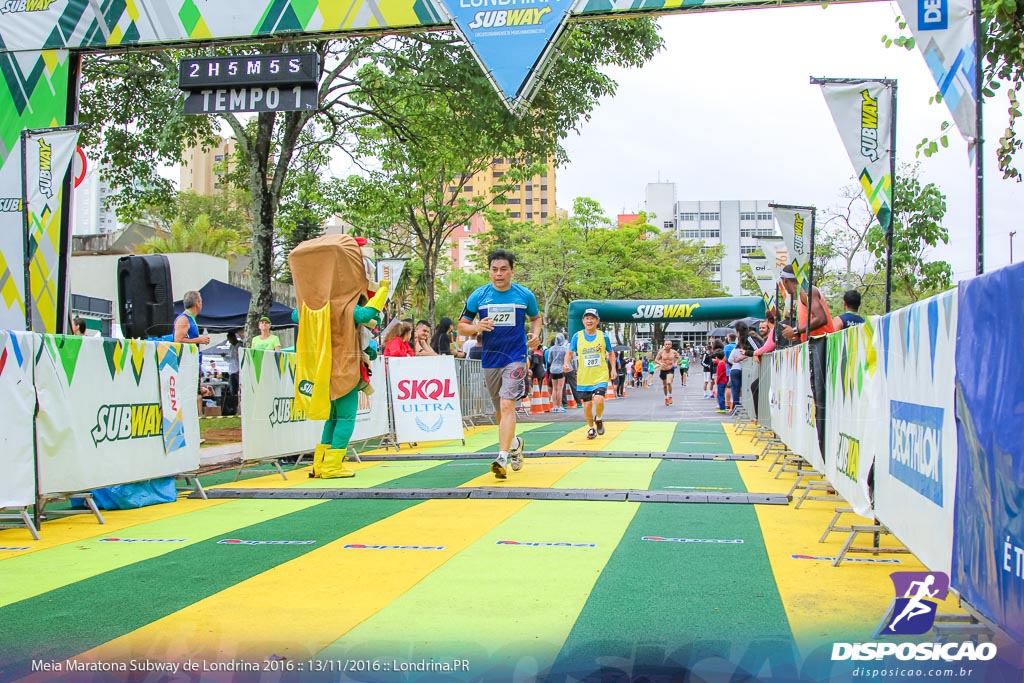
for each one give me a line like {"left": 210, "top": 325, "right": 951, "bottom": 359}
{"left": 489, "top": 305, "right": 515, "bottom": 327}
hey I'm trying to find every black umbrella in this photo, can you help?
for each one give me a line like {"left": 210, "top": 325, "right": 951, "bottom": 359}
{"left": 729, "top": 316, "right": 762, "bottom": 328}
{"left": 612, "top": 345, "right": 630, "bottom": 352}
{"left": 709, "top": 327, "right": 733, "bottom": 338}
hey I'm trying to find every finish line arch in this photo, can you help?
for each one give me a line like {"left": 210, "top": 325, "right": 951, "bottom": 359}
{"left": 567, "top": 296, "right": 766, "bottom": 338}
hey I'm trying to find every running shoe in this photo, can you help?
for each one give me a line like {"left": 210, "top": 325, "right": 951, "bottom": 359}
{"left": 491, "top": 454, "right": 507, "bottom": 479}
{"left": 716, "top": 409, "right": 728, "bottom": 414}
{"left": 596, "top": 420, "right": 605, "bottom": 436}
{"left": 586, "top": 427, "right": 597, "bottom": 440}
{"left": 668, "top": 396, "right": 673, "bottom": 405}
{"left": 664, "top": 397, "right": 669, "bottom": 406}
{"left": 509, "top": 436, "right": 525, "bottom": 472}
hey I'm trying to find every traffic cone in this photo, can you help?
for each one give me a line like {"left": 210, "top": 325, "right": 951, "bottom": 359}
{"left": 604, "top": 384, "right": 616, "bottom": 401}
{"left": 540, "top": 378, "right": 551, "bottom": 413}
{"left": 530, "top": 380, "right": 545, "bottom": 414}
{"left": 566, "top": 386, "right": 577, "bottom": 409}
{"left": 520, "top": 391, "right": 531, "bottom": 414}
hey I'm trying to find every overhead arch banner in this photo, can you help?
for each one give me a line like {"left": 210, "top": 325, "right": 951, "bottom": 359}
{"left": 567, "top": 297, "right": 766, "bottom": 337}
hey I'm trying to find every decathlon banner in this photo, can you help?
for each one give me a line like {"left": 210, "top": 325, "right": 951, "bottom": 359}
{"left": 0, "top": 331, "right": 36, "bottom": 508}
{"left": 773, "top": 208, "right": 813, "bottom": 290}
{"left": 873, "top": 290, "right": 958, "bottom": 574}
{"left": 893, "top": 0, "right": 977, "bottom": 152}
{"left": 952, "top": 263, "right": 1024, "bottom": 643}
{"left": 818, "top": 81, "right": 894, "bottom": 231}
{"left": 241, "top": 350, "right": 388, "bottom": 462}
{"left": 768, "top": 343, "right": 823, "bottom": 472}
{"left": 824, "top": 319, "right": 880, "bottom": 518}
{"left": 387, "top": 355, "right": 464, "bottom": 444}
{"left": 34, "top": 335, "right": 200, "bottom": 496}
{"left": 22, "top": 127, "right": 79, "bottom": 333}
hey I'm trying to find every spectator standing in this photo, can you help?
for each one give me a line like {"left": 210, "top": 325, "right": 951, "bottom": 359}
{"left": 714, "top": 350, "right": 728, "bottom": 413}
{"left": 383, "top": 322, "right": 415, "bottom": 357}
{"left": 431, "top": 317, "right": 465, "bottom": 357}
{"left": 832, "top": 290, "right": 867, "bottom": 331}
{"left": 226, "top": 330, "right": 242, "bottom": 401}
{"left": 71, "top": 317, "right": 87, "bottom": 335}
{"left": 546, "top": 333, "right": 569, "bottom": 413}
{"left": 174, "top": 290, "right": 210, "bottom": 394}
{"left": 414, "top": 320, "right": 437, "bottom": 356}
{"left": 251, "top": 316, "right": 282, "bottom": 351}
{"left": 701, "top": 343, "right": 715, "bottom": 399}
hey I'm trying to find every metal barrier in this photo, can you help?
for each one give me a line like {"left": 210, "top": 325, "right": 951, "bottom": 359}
{"left": 455, "top": 358, "right": 495, "bottom": 426}
{"left": 739, "top": 358, "right": 757, "bottom": 419}
{"left": 757, "top": 356, "right": 772, "bottom": 431}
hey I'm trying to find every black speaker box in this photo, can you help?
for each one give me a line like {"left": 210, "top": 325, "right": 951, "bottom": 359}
{"left": 117, "top": 255, "right": 174, "bottom": 339}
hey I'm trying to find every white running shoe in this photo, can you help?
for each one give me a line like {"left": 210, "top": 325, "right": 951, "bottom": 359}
{"left": 509, "top": 436, "right": 525, "bottom": 472}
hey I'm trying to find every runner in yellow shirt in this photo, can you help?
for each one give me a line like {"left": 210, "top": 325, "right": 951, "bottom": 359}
{"left": 564, "top": 308, "right": 617, "bottom": 440}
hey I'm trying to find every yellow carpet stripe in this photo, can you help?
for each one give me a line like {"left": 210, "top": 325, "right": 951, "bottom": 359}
{"left": 207, "top": 460, "right": 384, "bottom": 490}
{"left": 723, "top": 424, "right": 964, "bottom": 655}
{"left": 456, "top": 456, "right": 585, "bottom": 488}
{"left": 0, "top": 496, "right": 226, "bottom": 560}
{"left": 604, "top": 420, "right": 675, "bottom": 451}
{"left": 73, "top": 499, "right": 529, "bottom": 662}
{"left": 538, "top": 421, "right": 629, "bottom": 451}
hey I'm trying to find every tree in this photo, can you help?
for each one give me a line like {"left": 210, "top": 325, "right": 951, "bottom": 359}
{"left": 136, "top": 213, "right": 243, "bottom": 259}
{"left": 865, "top": 164, "right": 952, "bottom": 304}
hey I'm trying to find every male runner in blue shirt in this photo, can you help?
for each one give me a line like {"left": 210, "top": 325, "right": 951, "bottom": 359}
{"left": 459, "top": 249, "right": 542, "bottom": 479}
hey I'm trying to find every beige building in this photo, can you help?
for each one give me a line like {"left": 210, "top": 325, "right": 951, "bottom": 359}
{"left": 180, "top": 137, "right": 236, "bottom": 195}
{"left": 449, "top": 157, "right": 557, "bottom": 272}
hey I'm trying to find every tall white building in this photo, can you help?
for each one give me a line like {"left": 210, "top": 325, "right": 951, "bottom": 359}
{"left": 72, "top": 165, "right": 120, "bottom": 236}
{"left": 645, "top": 183, "right": 777, "bottom": 295}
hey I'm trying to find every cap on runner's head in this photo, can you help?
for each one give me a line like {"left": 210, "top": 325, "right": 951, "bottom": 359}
{"left": 583, "top": 308, "right": 600, "bottom": 319}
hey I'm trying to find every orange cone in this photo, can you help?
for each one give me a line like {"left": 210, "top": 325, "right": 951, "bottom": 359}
{"left": 604, "top": 384, "right": 616, "bottom": 401}
{"left": 520, "top": 391, "right": 531, "bottom": 413}
{"left": 566, "top": 386, "right": 577, "bottom": 409}
{"left": 530, "top": 380, "right": 545, "bottom": 414}
{"left": 540, "top": 379, "right": 551, "bottom": 413}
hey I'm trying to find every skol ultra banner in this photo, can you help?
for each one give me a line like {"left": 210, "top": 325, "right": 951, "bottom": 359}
{"left": 824, "top": 319, "right": 880, "bottom": 518}
{"left": 893, "top": 0, "right": 977, "bottom": 152}
{"left": 773, "top": 208, "right": 813, "bottom": 291}
{"left": 874, "top": 289, "right": 958, "bottom": 574}
{"left": 34, "top": 334, "right": 199, "bottom": 495}
{"left": 241, "top": 349, "right": 388, "bottom": 462}
{"left": 23, "top": 126, "right": 80, "bottom": 333}
{"left": 387, "top": 355, "right": 464, "bottom": 444}
{"left": 768, "top": 343, "right": 822, "bottom": 472}
{"left": 818, "top": 81, "right": 894, "bottom": 232}
{"left": 0, "top": 330, "right": 36, "bottom": 508}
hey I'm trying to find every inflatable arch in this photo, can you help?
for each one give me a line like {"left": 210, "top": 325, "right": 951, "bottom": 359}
{"left": 567, "top": 297, "right": 766, "bottom": 338}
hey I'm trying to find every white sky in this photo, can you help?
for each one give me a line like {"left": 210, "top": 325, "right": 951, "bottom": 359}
{"left": 556, "top": 1, "right": 1023, "bottom": 281}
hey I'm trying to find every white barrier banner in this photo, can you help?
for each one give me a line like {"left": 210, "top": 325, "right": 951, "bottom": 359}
{"left": 388, "top": 356, "right": 464, "bottom": 444}
{"left": 34, "top": 335, "right": 200, "bottom": 495}
{"left": 874, "top": 290, "right": 959, "bottom": 573}
{"left": 769, "top": 343, "right": 823, "bottom": 471}
{"left": 241, "top": 350, "right": 388, "bottom": 462}
{"left": 0, "top": 331, "right": 36, "bottom": 507}
{"left": 825, "top": 319, "right": 880, "bottom": 517}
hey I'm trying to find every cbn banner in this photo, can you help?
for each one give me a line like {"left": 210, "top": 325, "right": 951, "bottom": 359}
{"left": 34, "top": 335, "right": 199, "bottom": 496}
{"left": 893, "top": 0, "right": 977, "bottom": 151}
{"left": 953, "top": 263, "right": 1024, "bottom": 643}
{"left": 824, "top": 319, "right": 880, "bottom": 518}
{"left": 756, "top": 237, "right": 790, "bottom": 281}
{"left": 0, "top": 331, "right": 36, "bottom": 508}
{"left": 387, "top": 355, "right": 464, "bottom": 444}
{"left": 768, "top": 343, "right": 823, "bottom": 472}
{"left": 744, "top": 253, "right": 777, "bottom": 309}
{"left": 818, "top": 81, "right": 894, "bottom": 231}
{"left": 874, "top": 290, "right": 958, "bottom": 574}
{"left": 241, "top": 350, "right": 388, "bottom": 462}
{"left": 23, "top": 127, "right": 80, "bottom": 333}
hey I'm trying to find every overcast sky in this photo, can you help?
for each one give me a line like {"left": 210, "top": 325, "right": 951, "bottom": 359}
{"left": 556, "top": 1, "right": 1022, "bottom": 282}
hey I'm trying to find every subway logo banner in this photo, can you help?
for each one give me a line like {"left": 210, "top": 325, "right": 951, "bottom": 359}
{"left": 0, "top": 331, "right": 36, "bottom": 508}
{"left": 241, "top": 349, "right": 388, "bottom": 462}
{"left": 825, "top": 319, "right": 880, "bottom": 517}
{"left": 773, "top": 208, "right": 812, "bottom": 292}
{"left": 818, "top": 81, "right": 894, "bottom": 232}
{"left": 33, "top": 334, "right": 199, "bottom": 496}
{"left": 874, "top": 289, "right": 958, "bottom": 574}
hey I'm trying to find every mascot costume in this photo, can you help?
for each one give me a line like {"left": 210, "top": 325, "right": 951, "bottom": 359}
{"left": 289, "top": 234, "right": 389, "bottom": 478}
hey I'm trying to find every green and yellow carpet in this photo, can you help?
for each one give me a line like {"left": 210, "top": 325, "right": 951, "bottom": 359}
{"left": 0, "top": 421, "right": 964, "bottom": 682}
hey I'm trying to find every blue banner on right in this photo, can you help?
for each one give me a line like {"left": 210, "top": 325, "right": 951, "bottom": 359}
{"left": 952, "top": 262, "right": 1024, "bottom": 645}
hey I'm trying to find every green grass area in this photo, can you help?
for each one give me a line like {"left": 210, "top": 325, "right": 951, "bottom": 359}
{"left": 198, "top": 416, "right": 240, "bottom": 432}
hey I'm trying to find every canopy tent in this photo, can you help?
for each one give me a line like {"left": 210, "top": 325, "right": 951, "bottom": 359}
{"left": 173, "top": 279, "right": 295, "bottom": 333}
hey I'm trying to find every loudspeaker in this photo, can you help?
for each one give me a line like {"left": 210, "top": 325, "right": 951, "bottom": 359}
{"left": 117, "top": 255, "right": 174, "bottom": 339}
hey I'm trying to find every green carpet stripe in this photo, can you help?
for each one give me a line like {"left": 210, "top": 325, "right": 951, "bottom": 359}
{"left": 526, "top": 421, "right": 589, "bottom": 449}
{"left": 553, "top": 459, "right": 658, "bottom": 490}
{"left": 295, "top": 460, "right": 445, "bottom": 488}
{"left": 317, "top": 500, "right": 640, "bottom": 670}
{"left": 0, "top": 499, "right": 321, "bottom": 608}
{"left": 669, "top": 421, "right": 731, "bottom": 453}
{"left": 649, "top": 457, "right": 748, "bottom": 492}
{"left": 551, "top": 503, "right": 797, "bottom": 677}
{"left": 0, "top": 499, "right": 418, "bottom": 680}
{"left": 418, "top": 422, "right": 546, "bottom": 453}
{"left": 376, "top": 460, "right": 493, "bottom": 489}
{"left": 605, "top": 421, "right": 675, "bottom": 452}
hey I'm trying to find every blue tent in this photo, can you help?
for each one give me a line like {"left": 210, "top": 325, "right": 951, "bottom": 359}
{"left": 173, "top": 279, "right": 295, "bottom": 332}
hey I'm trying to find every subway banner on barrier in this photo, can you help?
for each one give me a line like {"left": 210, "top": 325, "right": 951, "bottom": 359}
{"left": 33, "top": 335, "right": 199, "bottom": 496}
{"left": 768, "top": 343, "right": 823, "bottom": 472}
{"left": 438, "top": 0, "right": 576, "bottom": 110}
{"left": 825, "top": 318, "right": 880, "bottom": 518}
{"left": 241, "top": 350, "right": 388, "bottom": 462}
{"left": 893, "top": 0, "right": 977, "bottom": 152}
{"left": 818, "top": 80, "right": 894, "bottom": 231}
{"left": 22, "top": 127, "right": 80, "bottom": 333}
{"left": 0, "top": 331, "right": 36, "bottom": 508}
{"left": 952, "top": 263, "right": 1024, "bottom": 643}
{"left": 874, "top": 290, "right": 958, "bottom": 574}
{"left": 387, "top": 355, "right": 464, "bottom": 444}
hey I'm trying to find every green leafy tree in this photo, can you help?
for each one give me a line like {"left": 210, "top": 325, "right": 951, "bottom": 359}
{"left": 136, "top": 213, "right": 243, "bottom": 259}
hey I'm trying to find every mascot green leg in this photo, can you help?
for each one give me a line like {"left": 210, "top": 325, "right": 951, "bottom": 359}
{"left": 313, "top": 389, "right": 360, "bottom": 479}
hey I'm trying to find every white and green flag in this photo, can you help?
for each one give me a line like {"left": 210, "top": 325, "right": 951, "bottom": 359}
{"left": 818, "top": 81, "right": 894, "bottom": 232}
{"left": 774, "top": 207, "right": 813, "bottom": 291}
{"left": 744, "top": 253, "right": 777, "bottom": 308}
{"left": 756, "top": 236, "right": 790, "bottom": 281}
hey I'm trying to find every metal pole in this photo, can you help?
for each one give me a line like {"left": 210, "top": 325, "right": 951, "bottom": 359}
{"left": 20, "top": 130, "right": 33, "bottom": 332}
{"left": 885, "top": 81, "right": 898, "bottom": 314}
{"left": 807, "top": 210, "right": 815, "bottom": 343}
{"left": 974, "top": 0, "right": 985, "bottom": 275}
